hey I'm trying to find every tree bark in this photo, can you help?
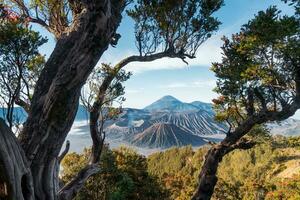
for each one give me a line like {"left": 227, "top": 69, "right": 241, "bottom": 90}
{"left": 191, "top": 140, "right": 256, "bottom": 200}
{"left": 0, "top": 118, "right": 34, "bottom": 200}
{"left": 12, "top": 1, "right": 127, "bottom": 199}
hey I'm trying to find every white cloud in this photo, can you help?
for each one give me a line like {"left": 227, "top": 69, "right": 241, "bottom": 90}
{"left": 160, "top": 79, "right": 216, "bottom": 89}
{"left": 193, "top": 80, "right": 216, "bottom": 88}
{"left": 191, "top": 35, "right": 223, "bottom": 64}
{"left": 125, "top": 57, "right": 187, "bottom": 73}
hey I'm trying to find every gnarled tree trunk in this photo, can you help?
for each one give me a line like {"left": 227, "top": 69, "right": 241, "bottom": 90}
{"left": 191, "top": 140, "right": 255, "bottom": 200}
{"left": 0, "top": 118, "right": 34, "bottom": 200}
{"left": 0, "top": 1, "right": 128, "bottom": 199}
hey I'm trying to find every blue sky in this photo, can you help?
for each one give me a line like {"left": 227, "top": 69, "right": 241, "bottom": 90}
{"left": 34, "top": 0, "right": 300, "bottom": 118}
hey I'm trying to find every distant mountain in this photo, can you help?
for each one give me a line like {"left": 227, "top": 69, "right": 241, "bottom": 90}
{"left": 190, "top": 101, "right": 213, "bottom": 112}
{"left": 3, "top": 95, "right": 300, "bottom": 151}
{"left": 149, "top": 110, "right": 226, "bottom": 135}
{"left": 104, "top": 95, "right": 228, "bottom": 148}
{"left": 132, "top": 123, "right": 206, "bottom": 148}
{"left": 104, "top": 108, "right": 152, "bottom": 140}
{"left": 144, "top": 95, "right": 200, "bottom": 112}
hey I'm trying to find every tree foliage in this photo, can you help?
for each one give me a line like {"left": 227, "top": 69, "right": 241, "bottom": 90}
{"left": 0, "top": 13, "right": 46, "bottom": 128}
{"left": 127, "top": 0, "right": 223, "bottom": 62}
{"left": 2, "top": 0, "right": 90, "bottom": 37}
{"left": 81, "top": 64, "right": 131, "bottom": 113}
{"left": 193, "top": 4, "right": 300, "bottom": 199}
{"left": 61, "top": 146, "right": 168, "bottom": 200}
{"left": 146, "top": 136, "right": 300, "bottom": 200}
{"left": 212, "top": 6, "right": 299, "bottom": 129}
{"left": 62, "top": 137, "right": 300, "bottom": 199}
{"left": 80, "top": 64, "right": 131, "bottom": 161}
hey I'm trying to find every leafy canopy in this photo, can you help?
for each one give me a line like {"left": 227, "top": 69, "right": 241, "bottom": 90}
{"left": 212, "top": 6, "right": 300, "bottom": 130}
{"left": 127, "top": 0, "right": 223, "bottom": 61}
{"left": 61, "top": 146, "right": 167, "bottom": 200}
{"left": 0, "top": 12, "right": 46, "bottom": 127}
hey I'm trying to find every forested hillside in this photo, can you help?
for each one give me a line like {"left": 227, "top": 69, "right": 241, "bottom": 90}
{"left": 62, "top": 136, "right": 300, "bottom": 200}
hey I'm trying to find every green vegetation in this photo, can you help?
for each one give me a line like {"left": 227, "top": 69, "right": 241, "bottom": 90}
{"left": 62, "top": 136, "right": 300, "bottom": 200}
{"left": 61, "top": 146, "right": 167, "bottom": 200}
{"left": 0, "top": 14, "right": 46, "bottom": 128}
{"left": 192, "top": 3, "right": 300, "bottom": 198}
{"left": 149, "top": 136, "right": 300, "bottom": 200}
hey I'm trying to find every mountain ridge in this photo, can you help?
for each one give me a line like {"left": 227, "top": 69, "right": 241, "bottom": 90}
{"left": 132, "top": 122, "right": 206, "bottom": 148}
{"left": 1, "top": 95, "right": 300, "bottom": 150}
{"left": 144, "top": 95, "right": 207, "bottom": 113}
{"left": 104, "top": 95, "right": 228, "bottom": 148}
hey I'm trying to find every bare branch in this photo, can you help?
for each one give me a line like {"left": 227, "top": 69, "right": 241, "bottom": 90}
{"left": 10, "top": 0, "right": 50, "bottom": 29}
{"left": 115, "top": 51, "right": 193, "bottom": 71}
{"left": 58, "top": 164, "right": 100, "bottom": 200}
